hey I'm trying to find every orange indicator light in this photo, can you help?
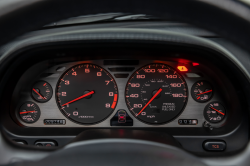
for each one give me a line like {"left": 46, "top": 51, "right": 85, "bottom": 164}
{"left": 177, "top": 66, "right": 188, "bottom": 72}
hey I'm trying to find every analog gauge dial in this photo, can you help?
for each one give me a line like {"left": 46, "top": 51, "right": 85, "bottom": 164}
{"left": 31, "top": 81, "right": 53, "bottom": 102}
{"left": 56, "top": 64, "right": 118, "bottom": 125}
{"left": 191, "top": 81, "right": 213, "bottom": 102}
{"left": 204, "top": 102, "right": 226, "bottom": 123}
{"left": 19, "top": 101, "right": 40, "bottom": 123}
{"left": 125, "top": 63, "right": 188, "bottom": 125}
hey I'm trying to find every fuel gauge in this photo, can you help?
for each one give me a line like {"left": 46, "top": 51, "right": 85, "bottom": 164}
{"left": 32, "top": 81, "right": 53, "bottom": 102}
{"left": 191, "top": 80, "right": 213, "bottom": 102}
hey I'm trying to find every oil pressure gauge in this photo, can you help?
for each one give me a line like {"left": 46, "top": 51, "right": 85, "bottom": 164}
{"left": 191, "top": 80, "right": 213, "bottom": 102}
{"left": 204, "top": 102, "right": 226, "bottom": 123}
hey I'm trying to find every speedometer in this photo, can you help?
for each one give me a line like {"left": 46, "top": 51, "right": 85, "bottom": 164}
{"left": 125, "top": 63, "right": 188, "bottom": 125}
{"left": 56, "top": 64, "right": 118, "bottom": 125}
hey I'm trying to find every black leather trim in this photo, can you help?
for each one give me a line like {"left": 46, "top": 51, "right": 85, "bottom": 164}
{"left": 0, "top": 0, "right": 249, "bottom": 52}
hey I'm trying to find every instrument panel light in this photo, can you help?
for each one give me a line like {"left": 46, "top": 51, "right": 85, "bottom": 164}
{"left": 177, "top": 66, "right": 188, "bottom": 71}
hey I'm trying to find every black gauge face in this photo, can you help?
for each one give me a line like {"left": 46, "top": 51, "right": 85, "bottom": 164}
{"left": 125, "top": 63, "right": 188, "bottom": 125}
{"left": 56, "top": 64, "right": 118, "bottom": 124}
{"left": 204, "top": 102, "right": 226, "bottom": 123}
{"left": 191, "top": 81, "right": 213, "bottom": 102}
{"left": 32, "top": 81, "right": 53, "bottom": 102}
{"left": 19, "top": 101, "right": 40, "bottom": 123}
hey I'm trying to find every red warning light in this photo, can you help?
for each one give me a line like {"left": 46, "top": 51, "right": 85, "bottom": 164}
{"left": 177, "top": 66, "right": 188, "bottom": 72}
{"left": 192, "top": 63, "right": 199, "bottom": 66}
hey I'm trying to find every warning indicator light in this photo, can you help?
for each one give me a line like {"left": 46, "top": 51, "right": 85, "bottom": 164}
{"left": 192, "top": 63, "right": 199, "bottom": 66}
{"left": 177, "top": 66, "right": 188, "bottom": 72}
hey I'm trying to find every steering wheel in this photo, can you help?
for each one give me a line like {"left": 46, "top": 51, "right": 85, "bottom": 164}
{"left": 1, "top": 0, "right": 250, "bottom": 165}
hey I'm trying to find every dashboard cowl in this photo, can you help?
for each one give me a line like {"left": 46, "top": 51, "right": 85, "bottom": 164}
{"left": 1, "top": 28, "right": 249, "bottom": 84}
{"left": 70, "top": 129, "right": 182, "bottom": 148}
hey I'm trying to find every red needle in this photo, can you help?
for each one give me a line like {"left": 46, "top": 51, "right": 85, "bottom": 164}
{"left": 20, "top": 111, "right": 35, "bottom": 114}
{"left": 33, "top": 88, "right": 46, "bottom": 100}
{"left": 137, "top": 88, "right": 162, "bottom": 116}
{"left": 197, "top": 89, "right": 212, "bottom": 96}
{"left": 210, "top": 107, "right": 225, "bottom": 115}
{"left": 62, "top": 91, "right": 95, "bottom": 106}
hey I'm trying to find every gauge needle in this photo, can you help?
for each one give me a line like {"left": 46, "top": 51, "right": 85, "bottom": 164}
{"left": 136, "top": 88, "right": 162, "bottom": 116}
{"left": 62, "top": 91, "right": 95, "bottom": 106}
{"left": 210, "top": 107, "right": 225, "bottom": 115}
{"left": 197, "top": 89, "right": 212, "bottom": 95}
{"left": 20, "top": 111, "right": 35, "bottom": 114}
{"left": 33, "top": 88, "right": 46, "bottom": 100}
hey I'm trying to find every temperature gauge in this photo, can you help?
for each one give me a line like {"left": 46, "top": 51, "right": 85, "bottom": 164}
{"left": 191, "top": 80, "right": 213, "bottom": 102}
{"left": 19, "top": 101, "right": 40, "bottom": 123}
{"left": 31, "top": 81, "right": 53, "bottom": 102}
{"left": 204, "top": 102, "right": 226, "bottom": 123}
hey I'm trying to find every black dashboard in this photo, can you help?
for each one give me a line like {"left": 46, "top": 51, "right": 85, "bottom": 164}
{"left": 0, "top": 21, "right": 248, "bottom": 159}
{"left": 2, "top": 1, "right": 250, "bottom": 165}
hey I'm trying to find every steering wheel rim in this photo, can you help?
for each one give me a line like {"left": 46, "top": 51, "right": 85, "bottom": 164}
{"left": 18, "top": 139, "right": 206, "bottom": 166}
{"left": 0, "top": 0, "right": 250, "bottom": 165}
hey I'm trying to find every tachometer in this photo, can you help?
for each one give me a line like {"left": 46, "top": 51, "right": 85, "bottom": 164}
{"left": 56, "top": 64, "right": 118, "bottom": 125}
{"left": 125, "top": 63, "right": 188, "bottom": 124}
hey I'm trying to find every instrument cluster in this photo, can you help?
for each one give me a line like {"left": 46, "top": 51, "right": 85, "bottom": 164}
{"left": 12, "top": 59, "right": 229, "bottom": 128}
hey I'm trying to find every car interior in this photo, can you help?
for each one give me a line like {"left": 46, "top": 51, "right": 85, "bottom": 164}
{"left": 0, "top": 0, "right": 250, "bottom": 166}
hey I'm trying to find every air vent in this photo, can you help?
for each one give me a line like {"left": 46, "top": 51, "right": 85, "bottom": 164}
{"left": 108, "top": 67, "right": 135, "bottom": 72}
{"left": 114, "top": 74, "right": 129, "bottom": 78}
{"left": 104, "top": 60, "right": 139, "bottom": 65}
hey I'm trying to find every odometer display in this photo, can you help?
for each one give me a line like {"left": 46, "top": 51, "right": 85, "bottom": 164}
{"left": 56, "top": 64, "right": 118, "bottom": 125}
{"left": 125, "top": 63, "right": 188, "bottom": 124}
